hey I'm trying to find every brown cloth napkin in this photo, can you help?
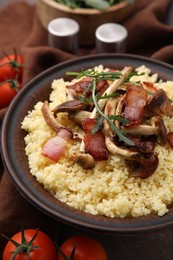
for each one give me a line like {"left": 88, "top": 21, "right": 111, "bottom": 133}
{"left": 0, "top": 0, "right": 173, "bottom": 259}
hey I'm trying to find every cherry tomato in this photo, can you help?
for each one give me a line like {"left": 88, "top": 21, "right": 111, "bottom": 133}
{"left": 0, "top": 80, "right": 21, "bottom": 109}
{"left": 0, "top": 50, "right": 23, "bottom": 82}
{"left": 57, "top": 235, "right": 107, "bottom": 260}
{"left": 2, "top": 229, "right": 57, "bottom": 260}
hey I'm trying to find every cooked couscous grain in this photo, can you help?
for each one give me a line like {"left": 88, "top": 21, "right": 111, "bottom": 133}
{"left": 21, "top": 65, "right": 173, "bottom": 218}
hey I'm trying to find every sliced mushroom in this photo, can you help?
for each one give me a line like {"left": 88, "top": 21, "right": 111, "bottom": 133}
{"left": 74, "top": 152, "right": 95, "bottom": 169}
{"left": 90, "top": 66, "right": 133, "bottom": 119}
{"left": 66, "top": 88, "right": 77, "bottom": 101}
{"left": 128, "top": 152, "right": 159, "bottom": 179}
{"left": 105, "top": 137, "right": 137, "bottom": 158}
{"left": 41, "top": 101, "right": 62, "bottom": 132}
{"left": 68, "top": 110, "right": 91, "bottom": 126}
{"left": 103, "top": 95, "right": 137, "bottom": 158}
{"left": 42, "top": 101, "right": 81, "bottom": 140}
{"left": 121, "top": 116, "right": 167, "bottom": 145}
{"left": 151, "top": 116, "right": 167, "bottom": 144}
{"left": 53, "top": 100, "right": 85, "bottom": 116}
{"left": 121, "top": 124, "right": 160, "bottom": 136}
{"left": 103, "top": 97, "right": 119, "bottom": 134}
{"left": 115, "top": 94, "right": 126, "bottom": 128}
{"left": 75, "top": 140, "right": 95, "bottom": 169}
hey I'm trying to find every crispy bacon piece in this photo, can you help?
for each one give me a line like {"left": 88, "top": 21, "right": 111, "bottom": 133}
{"left": 66, "top": 78, "right": 108, "bottom": 97}
{"left": 42, "top": 128, "right": 72, "bottom": 161}
{"left": 124, "top": 84, "right": 147, "bottom": 126}
{"left": 66, "top": 77, "right": 93, "bottom": 95}
{"left": 82, "top": 118, "right": 108, "bottom": 161}
{"left": 96, "top": 80, "right": 109, "bottom": 96}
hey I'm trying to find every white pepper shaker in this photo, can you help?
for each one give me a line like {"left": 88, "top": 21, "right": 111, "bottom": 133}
{"left": 48, "top": 18, "right": 80, "bottom": 53}
{"left": 95, "top": 23, "right": 128, "bottom": 53}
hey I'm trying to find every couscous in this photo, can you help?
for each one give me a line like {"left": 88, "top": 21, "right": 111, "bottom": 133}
{"left": 21, "top": 65, "right": 173, "bottom": 218}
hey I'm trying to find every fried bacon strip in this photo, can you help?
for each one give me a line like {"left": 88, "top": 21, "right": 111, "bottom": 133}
{"left": 41, "top": 101, "right": 73, "bottom": 161}
{"left": 42, "top": 128, "right": 72, "bottom": 161}
{"left": 66, "top": 77, "right": 108, "bottom": 97}
{"left": 123, "top": 83, "right": 147, "bottom": 127}
{"left": 66, "top": 77, "right": 93, "bottom": 94}
{"left": 82, "top": 118, "right": 108, "bottom": 161}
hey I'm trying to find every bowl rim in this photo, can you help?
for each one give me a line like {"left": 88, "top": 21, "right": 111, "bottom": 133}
{"left": 2, "top": 53, "right": 173, "bottom": 235}
{"left": 40, "top": 0, "right": 130, "bottom": 15}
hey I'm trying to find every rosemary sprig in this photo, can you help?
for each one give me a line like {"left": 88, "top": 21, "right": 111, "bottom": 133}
{"left": 92, "top": 116, "right": 104, "bottom": 134}
{"left": 92, "top": 79, "right": 134, "bottom": 146}
{"left": 78, "top": 92, "right": 120, "bottom": 103}
{"left": 66, "top": 69, "right": 122, "bottom": 81}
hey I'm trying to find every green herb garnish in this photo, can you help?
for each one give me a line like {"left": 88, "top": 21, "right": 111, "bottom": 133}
{"left": 67, "top": 69, "right": 122, "bottom": 81}
{"left": 66, "top": 68, "right": 137, "bottom": 145}
{"left": 54, "top": 0, "right": 134, "bottom": 10}
{"left": 92, "top": 79, "right": 134, "bottom": 145}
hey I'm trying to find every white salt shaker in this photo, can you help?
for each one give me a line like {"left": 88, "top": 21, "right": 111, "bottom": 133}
{"left": 48, "top": 18, "right": 80, "bottom": 53}
{"left": 95, "top": 23, "right": 128, "bottom": 53}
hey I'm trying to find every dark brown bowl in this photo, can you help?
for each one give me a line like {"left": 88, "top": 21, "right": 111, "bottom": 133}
{"left": 1, "top": 53, "right": 173, "bottom": 235}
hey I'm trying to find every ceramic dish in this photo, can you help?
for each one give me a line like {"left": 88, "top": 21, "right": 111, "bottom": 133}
{"left": 1, "top": 53, "right": 173, "bottom": 235}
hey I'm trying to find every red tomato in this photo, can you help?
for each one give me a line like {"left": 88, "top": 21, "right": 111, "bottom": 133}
{"left": 57, "top": 235, "right": 107, "bottom": 260}
{"left": 0, "top": 51, "right": 23, "bottom": 82}
{"left": 0, "top": 80, "right": 21, "bottom": 109}
{"left": 2, "top": 229, "right": 57, "bottom": 260}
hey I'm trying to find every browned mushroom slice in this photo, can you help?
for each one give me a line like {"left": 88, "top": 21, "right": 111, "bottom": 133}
{"left": 105, "top": 137, "right": 137, "bottom": 158}
{"left": 42, "top": 101, "right": 81, "bottom": 140}
{"left": 121, "top": 116, "right": 167, "bottom": 145}
{"left": 69, "top": 110, "right": 91, "bottom": 126}
{"left": 103, "top": 96, "right": 137, "bottom": 158}
{"left": 66, "top": 88, "right": 77, "bottom": 101}
{"left": 115, "top": 94, "right": 126, "bottom": 128}
{"left": 151, "top": 116, "right": 167, "bottom": 144}
{"left": 74, "top": 152, "right": 95, "bottom": 169}
{"left": 53, "top": 100, "right": 85, "bottom": 116}
{"left": 128, "top": 152, "right": 159, "bottom": 179}
{"left": 41, "top": 101, "right": 62, "bottom": 132}
{"left": 147, "top": 89, "right": 173, "bottom": 116}
{"left": 121, "top": 124, "right": 159, "bottom": 136}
